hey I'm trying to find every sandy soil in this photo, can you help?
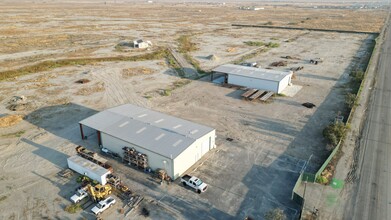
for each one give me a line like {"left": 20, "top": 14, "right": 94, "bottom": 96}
{"left": 0, "top": 1, "right": 384, "bottom": 219}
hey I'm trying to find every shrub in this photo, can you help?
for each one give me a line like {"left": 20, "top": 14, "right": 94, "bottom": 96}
{"left": 177, "top": 35, "right": 198, "bottom": 53}
{"left": 316, "top": 176, "right": 329, "bottom": 184}
{"left": 323, "top": 122, "right": 347, "bottom": 146}
{"left": 264, "top": 208, "right": 286, "bottom": 220}
{"left": 244, "top": 41, "right": 265, "bottom": 47}
{"left": 345, "top": 93, "right": 357, "bottom": 109}
{"left": 266, "top": 42, "right": 280, "bottom": 48}
{"left": 350, "top": 69, "right": 364, "bottom": 83}
{"left": 65, "top": 204, "right": 82, "bottom": 213}
{"left": 162, "top": 89, "right": 171, "bottom": 96}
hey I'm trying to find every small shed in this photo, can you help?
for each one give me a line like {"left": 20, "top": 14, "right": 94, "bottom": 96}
{"left": 133, "top": 39, "right": 151, "bottom": 49}
{"left": 212, "top": 64, "right": 293, "bottom": 94}
{"left": 79, "top": 104, "right": 216, "bottom": 180}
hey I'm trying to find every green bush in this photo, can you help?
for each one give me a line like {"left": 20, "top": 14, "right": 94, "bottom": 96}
{"left": 162, "top": 89, "right": 171, "bottom": 96}
{"left": 323, "top": 122, "right": 347, "bottom": 146}
{"left": 244, "top": 41, "right": 265, "bottom": 47}
{"left": 316, "top": 176, "right": 329, "bottom": 184}
{"left": 266, "top": 42, "right": 280, "bottom": 48}
{"left": 350, "top": 69, "right": 364, "bottom": 83}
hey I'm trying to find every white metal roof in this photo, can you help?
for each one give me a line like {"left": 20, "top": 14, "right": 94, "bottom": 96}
{"left": 67, "top": 155, "right": 111, "bottom": 176}
{"left": 79, "top": 104, "right": 215, "bottom": 159}
{"left": 213, "top": 64, "right": 292, "bottom": 82}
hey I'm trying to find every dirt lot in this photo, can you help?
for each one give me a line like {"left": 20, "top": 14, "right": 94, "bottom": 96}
{"left": 0, "top": 1, "right": 384, "bottom": 219}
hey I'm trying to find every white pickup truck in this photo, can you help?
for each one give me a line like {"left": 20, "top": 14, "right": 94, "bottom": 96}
{"left": 70, "top": 187, "right": 88, "bottom": 203}
{"left": 91, "top": 196, "right": 116, "bottom": 215}
{"left": 180, "top": 175, "right": 208, "bottom": 194}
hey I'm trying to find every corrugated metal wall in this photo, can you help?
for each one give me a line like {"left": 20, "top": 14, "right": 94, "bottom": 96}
{"left": 228, "top": 75, "right": 279, "bottom": 92}
{"left": 101, "top": 132, "right": 174, "bottom": 178}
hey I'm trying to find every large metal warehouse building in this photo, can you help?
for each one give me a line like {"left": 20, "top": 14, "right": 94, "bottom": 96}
{"left": 79, "top": 104, "right": 216, "bottom": 180}
{"left": 213, "top": 64, "right": 293, "bottom": 94}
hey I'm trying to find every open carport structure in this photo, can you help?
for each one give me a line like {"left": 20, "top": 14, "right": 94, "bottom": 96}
{"left": 212, "top": 64, "right": 293, "bottom": 94}
{"left": 79, "top": 104, "right": 216, "bottom": 180}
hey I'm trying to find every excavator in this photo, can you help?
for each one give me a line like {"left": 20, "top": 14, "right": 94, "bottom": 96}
{"left": 87, "top": 184, "right": 112, "bottom": 202}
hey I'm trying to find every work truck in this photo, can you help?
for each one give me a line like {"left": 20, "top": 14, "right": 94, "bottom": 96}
{"left": 91, "top": 196, "right": 116, "bottom": 215}
{"left": 70, "top": 187, "right": 88, "bottom": 203}
{"left": 180, "top": 174, "right": 208, "bottom": 194}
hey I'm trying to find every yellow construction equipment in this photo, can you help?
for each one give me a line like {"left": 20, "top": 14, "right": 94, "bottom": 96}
{"left": 87, "top": 184, "right": 112, "bottom": 201}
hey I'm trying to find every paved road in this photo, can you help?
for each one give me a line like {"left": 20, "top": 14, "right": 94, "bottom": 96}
{"left": 347, "top": 14, "right": 391, "bottom": 220}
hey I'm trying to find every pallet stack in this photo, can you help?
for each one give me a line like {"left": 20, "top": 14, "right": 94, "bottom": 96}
{"left": 122, "top": 147, "right": 148, "bottom": 170}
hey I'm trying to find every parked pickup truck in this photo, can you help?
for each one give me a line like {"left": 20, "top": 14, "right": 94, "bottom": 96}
{"left": 91, "top": 196, "right": 116, "bottom": 215}
{"left": 70, "top": 187, "right": 88, "bottom": 203}
{"left": 180, "top": 175, "right": 208, "bottom": 194}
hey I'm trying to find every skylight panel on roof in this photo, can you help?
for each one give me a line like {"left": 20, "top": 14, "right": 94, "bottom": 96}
{"left": 173, "top": 139, "right": 183, "bottom": 147}
{"left": 190, "top": 129, "right": 199, "bottom": 134}
{"left": 136, "top": 127, "right": 147, "bottom": 134}
{"left": 155, "top": 133, "right": 165, "bottom": 140}
{"left": 119, "top": 121, "right": 129, "bottom": 127}
{"left": 173, "top": 124, "right": 182, "bottom": 129}
{"left": 155, "top": 119, "right": 164, "bottom": 123}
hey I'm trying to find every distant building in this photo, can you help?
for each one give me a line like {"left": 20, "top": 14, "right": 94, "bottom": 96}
{"left": 212, "top": 64, "right": 293, "bottom": 94}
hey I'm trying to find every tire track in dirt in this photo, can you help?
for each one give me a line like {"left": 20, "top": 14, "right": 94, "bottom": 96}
{"left": 93, "top": 68, "right": 146, "bottom": 107}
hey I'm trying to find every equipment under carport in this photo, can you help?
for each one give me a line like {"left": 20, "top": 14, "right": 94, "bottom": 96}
{"left": 76, "top": 146, "right": 113, "bottom": 172}
{"left": 241, "top": 89, "right": 274, "bottom": 102}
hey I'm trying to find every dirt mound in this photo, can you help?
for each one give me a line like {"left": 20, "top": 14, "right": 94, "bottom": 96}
{"left": 290, "top": 66, "right": 304, "bottom": 72}
{"left": 75, "top": 79, "right": 90, "bottom": 84}
{"left": 270, "top": 61, "right": 287, "bottom": 67}
{"left": 226, "top": 47, "right": 237, "bottom": 53}
{"left": 75, "top": 82, "right": 105, "bottom": 96}
{"left": 302, "top": 102, "right": 316, "bottom": 108}
{"left": 206, "top": 54, "right": 219, "bottom": 61}
{"left": 7, "top": 102, "right": 34, "bottom": 111}
{"left": 281, "top": 55, "right": 301, "bottom": 60}
{"left": 0, "top": 115, "right": 24, "bottom": 127}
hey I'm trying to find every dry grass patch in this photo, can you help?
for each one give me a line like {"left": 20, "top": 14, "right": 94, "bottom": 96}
{"left": 0, "top": 49, "right": 167, "bottom": 81}
{"left": 226, "top": 47, "right": 238, "bottom": 53}
{"left": 75, "top": 82, "right": 105, "bottom": 96}
{"left": 122, "top": 67, "right": 155, "bottom": 78}
{"left": 177, "top": 35, "right": 198, "bottom": 53}
{"left": 49, "top": 97, "right": 71, "bottom": 105}
{"left": 25, "top": 82, "right": 58, "bottom": 90}
{"left": 0, "top": 115, "right": 24, "bottom": 128}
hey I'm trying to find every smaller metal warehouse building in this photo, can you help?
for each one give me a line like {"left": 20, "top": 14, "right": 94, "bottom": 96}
{"left": 79, "top": 104, "right": 216, "bottom": 180}
{"left": 213, "top": 64, "right": 293, "bottom": 94}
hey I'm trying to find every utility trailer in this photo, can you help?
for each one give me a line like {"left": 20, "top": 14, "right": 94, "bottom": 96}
{"left": 67, "top": 155, "right": 111, "bottom": 185}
